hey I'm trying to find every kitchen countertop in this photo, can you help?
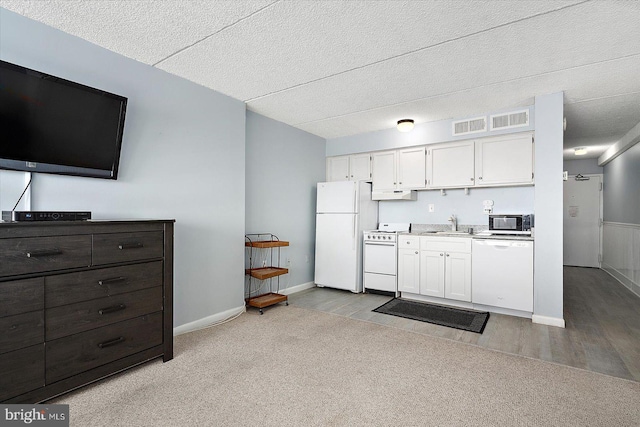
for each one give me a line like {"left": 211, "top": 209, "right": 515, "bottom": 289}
{"left": 400, "top": 231, "right": 534, "bottom": 241}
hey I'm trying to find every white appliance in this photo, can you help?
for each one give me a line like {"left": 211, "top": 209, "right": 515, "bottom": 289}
{"left": 314, "top": 181, "right": 378, "bottom": 293}
{"left": 363, "top": 223, "right": 410, "bottom": 294}
{"left": 472, "top": 239, "right": 534, "bottom": 312}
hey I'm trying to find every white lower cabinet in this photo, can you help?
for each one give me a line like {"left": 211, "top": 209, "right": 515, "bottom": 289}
{"left": 444, "top": 252, "right": 472, "bottom": 302}
{"left": 397, "top": 236, "right": 420, "bottom": 293}
{"left": 419, "top": 251, "right": 445, "bottom": 297}
{"left": 399, "top": 237, "right": 472, "bottom": 303}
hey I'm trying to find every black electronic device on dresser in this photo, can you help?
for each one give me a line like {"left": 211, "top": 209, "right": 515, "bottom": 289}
{"left": 0, "top": 220, "right": 174, "bottom": 403}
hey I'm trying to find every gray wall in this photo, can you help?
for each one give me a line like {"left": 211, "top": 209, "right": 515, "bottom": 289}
{"left": 533, "top": 92, "right": 564, "bottom": 322}
{"left": 326, "top": 106, "right": 534, "bottom": 156}
{"left": 603, "top": 141, "right": 640, "bottom": 224}
{"left": 0, "top": 8, "right": 247, "bottom": 328}
{"left": 563, "top": 158, "right": 603, "bottom": 176}
{"left": 245, "top": 111, "right": 326, "bottom": 289}
{"left": 379, "top": 186, "right": 534, "bottom": 226}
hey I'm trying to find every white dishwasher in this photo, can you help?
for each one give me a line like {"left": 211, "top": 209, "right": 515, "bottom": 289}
{"left": 472, "top": 239, "right": 534, "bottom": 312}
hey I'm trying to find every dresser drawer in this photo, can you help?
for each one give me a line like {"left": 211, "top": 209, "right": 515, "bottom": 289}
{"left": 46, "top": 287, "right": 163, "bottom": 340}
{"left": 0, "top": 277, "right": 44, "bottom": 317}
{"left": 93, "top": 231, "right": 164, "bottom": 265}
{"left": 46, "top": 312, "right": 163, "bottom": 384}
{"left": 0, "top": 235, "right": 91, "bottom": 276}
{"left": 0, "top": 311, "right": 44, "bottom": 355}
{"left": 45, "top": 261, "right": 163, "bottom": 308}
{"left": 0, "top": 344, "right": 45, "bottom": 402}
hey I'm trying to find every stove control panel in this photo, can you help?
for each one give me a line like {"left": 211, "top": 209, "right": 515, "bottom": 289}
{"left": 364, "top": 232, "right": 397, "bottom": 243}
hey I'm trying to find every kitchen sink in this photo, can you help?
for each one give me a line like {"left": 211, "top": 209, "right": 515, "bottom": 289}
{"left": 418, "top": 231, "right": 471, "bottom": 236}
{"left": 436, "top": 231, "right": 469, "bottom": 234}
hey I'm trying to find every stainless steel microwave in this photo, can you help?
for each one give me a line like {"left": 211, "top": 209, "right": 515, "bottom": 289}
{"left": 489, "top": 214, "right": 533, "bottom": 235}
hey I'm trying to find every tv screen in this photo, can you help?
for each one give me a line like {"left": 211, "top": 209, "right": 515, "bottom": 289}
{"left": 0, "top": 60, "right": 127, "bottom": 179}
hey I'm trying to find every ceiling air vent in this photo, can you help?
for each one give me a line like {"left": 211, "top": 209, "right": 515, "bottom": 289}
{"left": 490, "top": 110, "right": 530, "bottom": 131}
{"left": 452, "top": 116, "right": 487, "bottom": 136}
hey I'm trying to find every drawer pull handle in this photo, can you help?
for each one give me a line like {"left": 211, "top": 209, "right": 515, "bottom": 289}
{"left": 98, "top": 277, "right": 126, "bottom": 286}
{"left": 26, "top": 248, "right": 62, "bottom": 258}
{"left": 98, "top": 304, "right": 126, "bottom": 315}
{"left": 98, "top": 336, "right": 125, "bottom": 349}
{"left": 118, "top": 242, "right": 144, "bottom": 250}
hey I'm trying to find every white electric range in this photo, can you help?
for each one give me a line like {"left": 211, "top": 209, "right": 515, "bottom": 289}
{"left": 363, "top": 223, "right": 410, "bottom": 294}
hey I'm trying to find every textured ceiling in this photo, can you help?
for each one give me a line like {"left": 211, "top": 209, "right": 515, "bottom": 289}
{"left": 2, "top": 0, "right": 640, "bottom": 159}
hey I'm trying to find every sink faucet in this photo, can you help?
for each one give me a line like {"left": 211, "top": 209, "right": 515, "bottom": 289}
{"left": 448, "top": 214, "right": 457, "bottom": 231}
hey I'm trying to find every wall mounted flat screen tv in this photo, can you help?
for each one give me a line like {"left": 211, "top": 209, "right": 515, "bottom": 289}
{"left": 0, "top": 60, "right": 127, "bottom": 179}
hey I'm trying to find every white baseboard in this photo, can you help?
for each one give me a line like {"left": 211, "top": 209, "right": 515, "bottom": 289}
{"left": 279, "top": 281, "right": 315, "bottom": 295}
{"left": 173, "top": 304, "right": 246, "bottom": 336}
{"left": 602, "top": 263, "right": 640, "bottom": 298}
{"left": 532, "top": 314, "right": 565, "bottom": 328}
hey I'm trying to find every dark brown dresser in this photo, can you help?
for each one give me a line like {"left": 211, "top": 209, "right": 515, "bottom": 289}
{"left": 0, "top": 220, "right": 174, "bottom": 403}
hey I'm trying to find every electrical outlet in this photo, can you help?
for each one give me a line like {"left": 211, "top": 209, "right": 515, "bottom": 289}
{"left": 262, "top": 260, "right": 267, "bottom": 267}
{"left": 428, "top": 204, "right": 435, "bottom": 213}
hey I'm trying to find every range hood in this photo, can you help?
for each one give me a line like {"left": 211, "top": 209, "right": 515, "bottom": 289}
{"left": 371, "top": 190, "right": 417, "bottom": 201}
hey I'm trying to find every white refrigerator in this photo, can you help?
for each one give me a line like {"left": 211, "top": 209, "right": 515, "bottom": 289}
{"left": 314, "top": 181, "right": 378, "bottom": 293}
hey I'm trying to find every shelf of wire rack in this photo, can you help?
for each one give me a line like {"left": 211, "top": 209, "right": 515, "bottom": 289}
{"left": 245, "top": 233, "right": 289, "bottom": 314}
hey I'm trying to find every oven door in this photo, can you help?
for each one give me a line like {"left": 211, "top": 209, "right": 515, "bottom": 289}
{"left": 364, "top": 242, "right": 396, "bottom": 275}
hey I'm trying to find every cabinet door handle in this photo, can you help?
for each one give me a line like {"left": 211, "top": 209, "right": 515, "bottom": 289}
{"left": 26, "top": 249, "right": 62, "bottom": 258}
{"left": 97, "top": 336, "right": 125, "bottom": 349}
{"left": 440, "top": 253, "right": 444, "bottom": 256}
{"left": 479, "top": 177, "right": 483, "bottom": 180}
{"left": 98, "top": 304, "right": 126, "bottom": 315}
{"left": 446, "top": 253, "right": 450, "bottom": 257}
{"left": 118, "top": 242, "right": 144, "bottom": 250}
{"left": 470, "top": 178, "right": 474, "bottom": 181}
{"left": 415, "top": 251, "right": 418, "bottom": 254}
{"left": 98, "top": 277, "right": 126, "bottom": 286}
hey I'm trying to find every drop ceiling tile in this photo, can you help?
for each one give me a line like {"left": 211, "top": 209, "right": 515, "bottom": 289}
{"left": 564, "top": 93, "right": 640, "bottom": 140}
{"left": 247, "top": 1, "right": 640, "bottom": 130}
{"left": 156, "top": 0, "right": 583, "bottom": 101}
{"left": 0, "top": 0, "right": 274, "bottom": 64}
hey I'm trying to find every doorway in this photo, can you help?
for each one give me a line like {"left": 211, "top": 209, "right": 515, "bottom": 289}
{"left": 563, "top": 174, "right": 602, "bottom": 267}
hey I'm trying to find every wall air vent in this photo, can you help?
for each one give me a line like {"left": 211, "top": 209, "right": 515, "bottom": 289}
{"left": 490, "top": 110, "right": 530, "bottom": 131}
{"left": 452, "top": 116, "right": 487, "bottom": 136}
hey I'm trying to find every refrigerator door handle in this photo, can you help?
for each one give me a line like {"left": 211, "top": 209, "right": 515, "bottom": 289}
{"left": 352, "top": 215, "right": 356, "bottom": 250}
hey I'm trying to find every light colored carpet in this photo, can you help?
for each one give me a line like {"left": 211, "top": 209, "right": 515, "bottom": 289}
{"left": 53, "top": 306, "right": 640, "bottom": 426}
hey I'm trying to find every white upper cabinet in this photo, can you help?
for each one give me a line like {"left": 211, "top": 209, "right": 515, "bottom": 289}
{"left": 397, "top": 147, "right": 427, "bottom": 189}
{"left": 326, "top": 156, "right": 350, "bottom": 182}
{"left": 426, "top": 141, "right": 475, "bottom": 188}
{"left": 371, "top": 151, "right": 397, "bottom": 191}
{"left": 475, "top": 133, "right": 534, "bottom": 186}
{"left": 349, "top": 153, "right": 372, "bottom": 181}
{"left": 326, "top": 154, "right": 371, "bottom": 182}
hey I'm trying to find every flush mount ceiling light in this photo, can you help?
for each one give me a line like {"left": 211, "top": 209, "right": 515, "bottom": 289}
{"left": 574, "top": 147, "right": 588, "bottom": 156}
{"left": 397, "top": 119, "right": 414, "bottom": 132}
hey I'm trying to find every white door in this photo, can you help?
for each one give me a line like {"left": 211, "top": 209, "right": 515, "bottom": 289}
{"left": 350, "top": 154, "right": 371, "bottom": 181}
{"left": 314, "top": 213, "right": 357, "bottom": 291}
{"left": 427, "top": 141, "right": 475, "bottom": 188}
{"left": 563, "top": 175, "right": 602, "bottom": 267}
{"left": 420, "top": 250, "right": 445, "bottom": 297}
{"left": 475, "top": 134, "right": 533, "bottom": 186}
{"left": 398, "top": 147, "right": 426, "bottom": 189}
{"left": 444, "top": 252, "right": 472, "bottom": 302}
{"left": 372, "top": 151, "right": 397, "bottom": 191}
{"left": 397, "top": 248, "right": 420, "bottom": 293}
{"left": 326, "top": 156, "right": 350, "bottom": 182}
{"left": 316, "top": 181, "right": 357, "bottom": 213}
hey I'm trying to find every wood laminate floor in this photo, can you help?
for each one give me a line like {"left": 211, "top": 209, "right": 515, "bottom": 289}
{"left": 286, "top": 266, "right": 640, "bottom": 382}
